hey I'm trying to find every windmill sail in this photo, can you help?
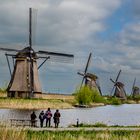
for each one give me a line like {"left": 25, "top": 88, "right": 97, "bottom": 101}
{"left": 37, "top": 50, "right": 74, "bottom": 63}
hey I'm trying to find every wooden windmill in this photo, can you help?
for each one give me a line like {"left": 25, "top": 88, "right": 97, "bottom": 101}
{"left": 0, "top": 8, "right": 74, "bottom": 98}
{"left": 110, "top": 70, "right": 126, "bottom": 99}
{"left": 131, "top": 78, "right": 139, "bottom": 97}
{"left": 77, "top": 53, "right": 102, "bottom": 95}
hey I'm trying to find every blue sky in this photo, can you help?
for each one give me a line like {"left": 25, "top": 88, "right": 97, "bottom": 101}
{"left": 0, "top": 0, "right": 140, "bottom": 95}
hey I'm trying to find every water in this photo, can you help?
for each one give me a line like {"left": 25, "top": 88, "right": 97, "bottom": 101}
{"left": 1, "top": 104, "right": 140, "bottom": 127}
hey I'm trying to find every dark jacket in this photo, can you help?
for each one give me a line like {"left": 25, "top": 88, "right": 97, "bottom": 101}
{"left": 39, "top": 112, "right": 45, "bottom": 120}
{"left": 31, "top": 112, "right": 37, "bottom": 120}
{"left": 53, "top": 111, "right": 61, "bottom": 123}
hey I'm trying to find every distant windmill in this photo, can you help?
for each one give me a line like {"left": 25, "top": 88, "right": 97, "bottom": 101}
{"left": 0, "top": 8, "right": 74, "bottom": 98}
{"left": 131, "top": 78, "right": 139, "bottom": 97}
{"left": 77, "top": 53, "right": 102, "bottom": 95}
{"left": 110, "top": 70, "right": 126, "bottom": 99}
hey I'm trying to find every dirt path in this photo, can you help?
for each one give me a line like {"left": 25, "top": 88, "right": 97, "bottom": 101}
{"left": 24, "top": 127, "right": 140, "bottom": 131}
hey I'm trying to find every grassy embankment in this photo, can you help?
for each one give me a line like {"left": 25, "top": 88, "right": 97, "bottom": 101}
{"left": 0, "top": 92, "right": 75, "bottom": 109}
{"left": 0, "top": 85, "right": 140, "bottom": 109}
{"left": 0, "top": 91, "right": 140, "bottom": 109}
{"left": 1, "top": 127, "right": 140, "bottom": 140}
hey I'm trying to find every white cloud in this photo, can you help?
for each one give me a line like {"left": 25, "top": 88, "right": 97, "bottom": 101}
{"left": 1, "top": 0, "right": 140, "bottom": 94}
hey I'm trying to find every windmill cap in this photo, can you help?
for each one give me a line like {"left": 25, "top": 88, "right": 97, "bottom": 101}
{"left": 86, "top": 73, "right": 98, "bottom": 80}
{"left": 115, "top": 82, "right": 124, "bottom": 87}
{"left": 16, "top": 47, "right": 37, "bottom": 58}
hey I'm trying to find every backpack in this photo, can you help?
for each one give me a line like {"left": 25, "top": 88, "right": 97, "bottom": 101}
{"left": 46, "top": 111, "right": 52, "bottom": 119}
{"left": 39, "top": 113, "right": 44, "bottom": 120}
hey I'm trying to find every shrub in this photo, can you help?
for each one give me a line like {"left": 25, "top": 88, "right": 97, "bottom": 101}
{"left": 110, "top": 97, "right": 121, "bottom": 105}
{"left": 91, "top": 89, "right": 107, "bottom": 103}
{"left": 75, "top": 86, "right": 93, "bottom": 105}
{"left": 133, "top": 95, "right": 140, "bottom": 102}
{"left": 74, "top": 86, "right": 106, "bottom": 105}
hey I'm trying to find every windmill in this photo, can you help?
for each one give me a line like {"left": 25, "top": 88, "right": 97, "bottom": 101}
{"left": 77, "top": 53, "right": 102, "bottom": 95}
{"left": 110, "top": 70, "right": 126, "bottom": 99}
{"left": 131, "top": 78, "right": 139, "bottom": 97}
{"left": 0, "top": 8, "right": 74, "bottom": 98}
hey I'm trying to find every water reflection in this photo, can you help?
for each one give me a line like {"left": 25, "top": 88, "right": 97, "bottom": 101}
{"left": 0, "top": 104, "right": 140, "bottom": 127}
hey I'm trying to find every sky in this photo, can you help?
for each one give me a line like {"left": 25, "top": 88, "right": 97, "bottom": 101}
{"left": 0, "top": 0, "right": 139, "bottom": 95}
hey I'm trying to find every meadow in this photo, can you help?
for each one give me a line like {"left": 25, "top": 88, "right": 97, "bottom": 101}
{"left": 0, "top": 92, "right": 75, "bottom": 109}
{"left": 0, "top": 127, "right": 140, "bottom": 140}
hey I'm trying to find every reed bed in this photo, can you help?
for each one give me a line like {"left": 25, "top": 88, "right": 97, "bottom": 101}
{"left": 0, "top": 128, "right": 140, "bottom": 140}
{"left": 0, "top": 97, "right": 73, "bottom": 109}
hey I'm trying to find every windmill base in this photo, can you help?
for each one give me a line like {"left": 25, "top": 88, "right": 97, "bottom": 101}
{"left": 7, "top": 91, "right": 42, "bottom": 98}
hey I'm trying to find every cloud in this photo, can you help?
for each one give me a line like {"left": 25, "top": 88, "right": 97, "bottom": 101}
{"left": 1, "top": 0, "right": 140, "bottom": 94}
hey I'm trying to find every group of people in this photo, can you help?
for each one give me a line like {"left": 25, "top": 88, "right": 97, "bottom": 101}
{"left": 30, "top": 108, "right": 61, "bottom": 128}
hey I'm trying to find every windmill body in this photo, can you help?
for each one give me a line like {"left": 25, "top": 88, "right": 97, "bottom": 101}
{"left": 110, "top": 70, "right": 126, "bottom": 99}
{"left": 7, "top": 47, "right": 41, "bottom": 98}
{"left": 132, "top": 86, "right": 140, "bottom": 97}
{"left": 114, "top": 82, "right": 126, "bottom": 99}
{"left": 131, "top": 78, "right": 140, "bottom": 97}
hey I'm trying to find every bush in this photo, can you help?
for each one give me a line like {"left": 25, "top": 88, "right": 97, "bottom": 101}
{"left": 109, "top": 97, "right": 121, "bottom": 105}
{"left": 91, "top": 89, "right": 107, "bottom": 103}
{"left": 74, "top": 86, "right": 105, "bottom": 105}
{"left": 75, "top": 86, "right": 93, "bottom": 105}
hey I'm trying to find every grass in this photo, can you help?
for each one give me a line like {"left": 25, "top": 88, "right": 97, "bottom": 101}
{"left": 1, "top": 127, "right": 140, "bottom": 140}
{"left": 69, "top": 122, "right": 140, "bottom": 128}
{"left": 69, "top": 122, "right": 108, "bottom": 127}
{"left": 0, "top": 95, "right": 74, "bottom": 109}
{"left": 26, "top": 130, "right": 140, "bottom": 140}
{"left": 1, "top": 90, "right": 140, "bottom": 109}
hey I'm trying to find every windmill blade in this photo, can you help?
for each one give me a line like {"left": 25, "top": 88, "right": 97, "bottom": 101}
{"left": 77, "top": 72, "right": 85, "bottom": 77}
{"left": 84, "top": 52, "right": 92, "bottom": 74}
{"left": 115, "top": 69, "right": 121, "bottom": 82}
{"left": 110, "top": 86, "right": 115, "bottom": 96}
{"left": 110, "top": 78, "right": 116, "bottom": 96}
{"left": 97, "top": 85, "right": 102, "bottom": 96}
{"left": 38, "top": 50, "right": 74, "bottom": 57}
{"left": 80, "top": 76, "right": 85, "bottom": 89}
{"left": 37, "top": 50, "right": 74, "bottom": 63}
{"left": 0, "top": 47, "right": 20, "bottom": 52}
{"left": 116, "top": 85, "right": 121, "bottom": 92}
{"left": 96, "top": 79, "right": 102, "bottom": 96}
{"left": 29, "top": 7, "right": 32, "bottom": 48}
{"left": 110, "top": 78, "right": 115, "bottom": 83}
{"left": 131, "top": 77, "right": 136, "bottom": 95}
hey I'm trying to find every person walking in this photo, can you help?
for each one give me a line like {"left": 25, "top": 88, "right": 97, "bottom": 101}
{"left": 39, "top": 110, "right": 44, "bottom": 128}
{"left": 30, "top": 111, "right": 37, "bottom": 127}
{"left": 53, "top": 109, "right": 61, "bottom": 128}
{"left": 45, "top": 108, "right": 52, "bottom": 127}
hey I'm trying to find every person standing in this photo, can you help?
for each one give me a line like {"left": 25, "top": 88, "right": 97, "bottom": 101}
{"left": 45, "top": 108, "right": 52, "bottom": 127}
{"left": 39, "top": 111, "right": 44, "bottom": 128}
{"left": 53, "top": 109, "right": 61, "bottom": 128}
{"left": 30, "top": 111, "right": 37, "bottom": 127}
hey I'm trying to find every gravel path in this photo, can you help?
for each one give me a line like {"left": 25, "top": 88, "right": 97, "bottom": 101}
{"left": 26, "top": 127, "right": 140, "bottom": 131}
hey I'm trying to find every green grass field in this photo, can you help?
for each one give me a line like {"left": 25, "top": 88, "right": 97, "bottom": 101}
{"left": 1, "top": 128, "right": 140, "bottom": 140}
